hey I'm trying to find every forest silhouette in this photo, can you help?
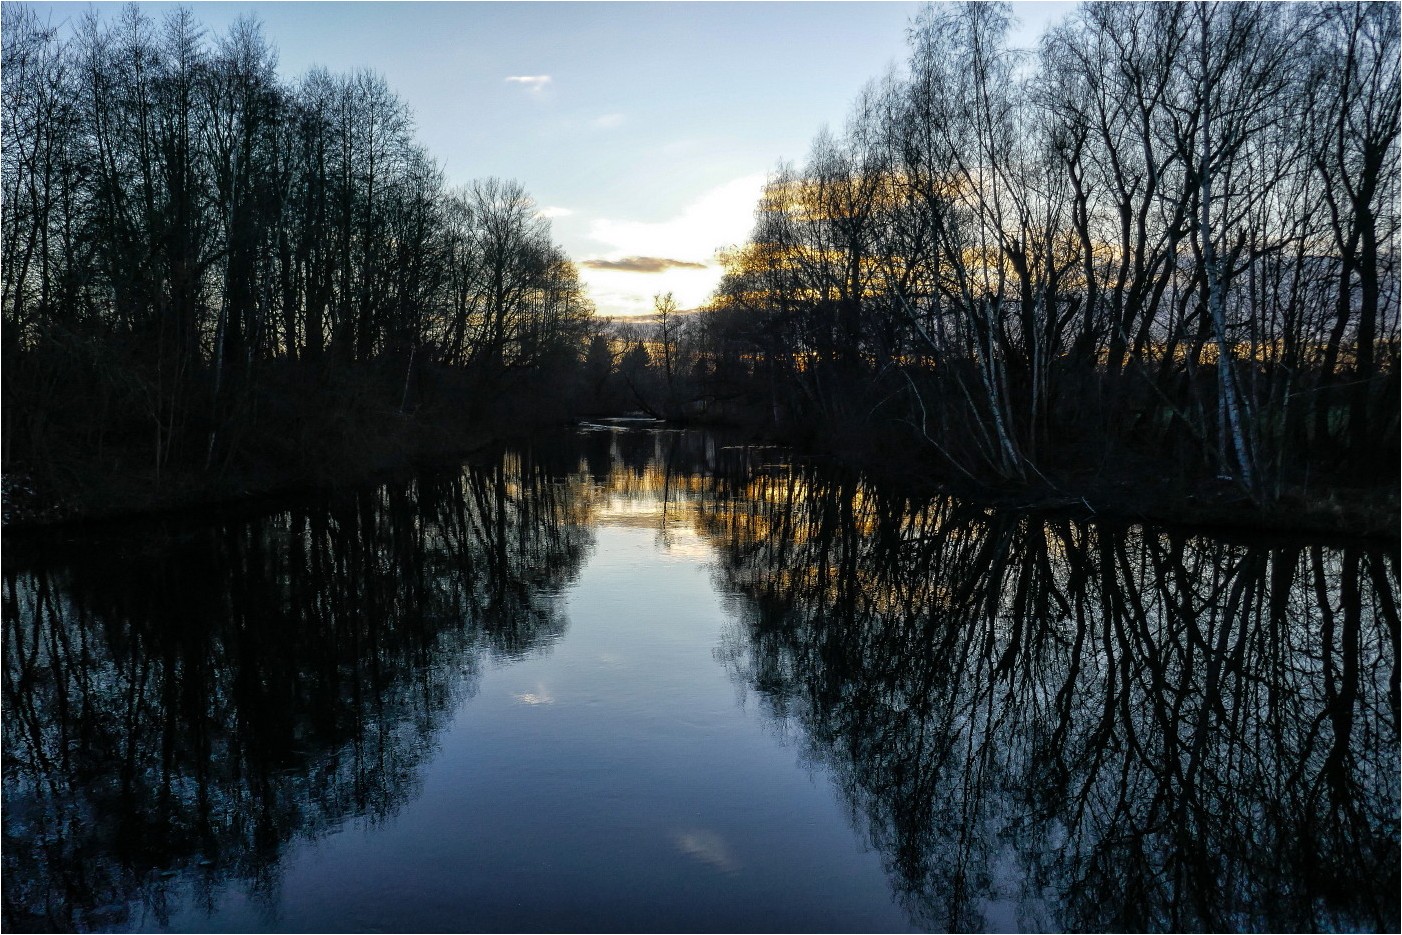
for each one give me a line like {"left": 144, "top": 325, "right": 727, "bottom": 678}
{"left": 3, "top": 2, "right": 1397, "bottom": 534}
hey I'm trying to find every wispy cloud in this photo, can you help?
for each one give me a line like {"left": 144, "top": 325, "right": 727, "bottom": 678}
{"left": 505, "top": 75, "right": 552, "bottom": 97}
{"left": 673, "top": 829, "right": 740, "bottom": 874}
{"left": 537, "top": 206, "right": 574, "bottom": 219}
{"left": 579, "top": 256, "right": 708, "bottom": 273}
{"left": 591, "top": 113, "right": 625, "bottom": 129}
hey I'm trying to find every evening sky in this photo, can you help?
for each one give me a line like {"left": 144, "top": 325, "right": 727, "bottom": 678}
{"left": 19, "top": 1, "right": 1073, "bottom": 315}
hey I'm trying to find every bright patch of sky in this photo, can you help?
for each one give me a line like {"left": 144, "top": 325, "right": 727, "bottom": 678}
{"left": 22, "top": 1, "right": 1075, "bottom": 316}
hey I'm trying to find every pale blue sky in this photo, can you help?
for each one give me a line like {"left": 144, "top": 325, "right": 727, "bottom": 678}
{"left": 17, "top": 1, "right": 1076, "bottom": 315}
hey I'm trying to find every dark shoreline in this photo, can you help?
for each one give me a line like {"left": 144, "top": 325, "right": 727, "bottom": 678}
{"left": 793, "top": 440, "right": 1400, "bottom": 545}
{"left": 5, "top": 417, "right": 1396, "bottom": 547}
{"left": 731, "top": 414, "right": 1400, "bottom": 544}
{"left": 1, "top": 407, "right": 535, "bottom": 536}
{"left": 2, "top": 443, "right": 485, "bottom": 540}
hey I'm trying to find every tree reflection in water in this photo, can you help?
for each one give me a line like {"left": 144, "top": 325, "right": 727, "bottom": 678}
{"left": 2, "top": 453, "right": 593, "bottom": 932}
{"left": 4, "top": 432, "right": 1398, "bottom": 933}
{"left": 703, "top": 463, "right": 1399, "bottom": 932}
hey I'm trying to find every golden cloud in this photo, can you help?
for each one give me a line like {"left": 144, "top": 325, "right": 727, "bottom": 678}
{"left": 580, "top": 256, "right": 710, "bottom": 273}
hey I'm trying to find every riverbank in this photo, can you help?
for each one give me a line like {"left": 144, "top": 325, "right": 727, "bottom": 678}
{"left": 2, "top": 423, "right": 483, "bottom": 532}
{"left": 2, "top": 425, "right": 485, "bottom": 533}
{"left": 2, "top": 368, "right": 575, "bottom": 532}
{"left": 7, "top": 408, "right": 1396, "bottom": 542}
{"left": 577, "top": 413, "right": 1400, "bottom": 542}
{"left": 775, "top": 427, "right": 1401, "bottom": 543}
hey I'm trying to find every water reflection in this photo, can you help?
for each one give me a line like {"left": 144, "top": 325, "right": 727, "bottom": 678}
{"left": 3, "top": 454, "right": 592, "bottom": 932}
{"left": 4, "top": 431, "right": 1398, "bottom": 933}
{"left": 702, "top": 464, "right": 1400, "bottom": 932}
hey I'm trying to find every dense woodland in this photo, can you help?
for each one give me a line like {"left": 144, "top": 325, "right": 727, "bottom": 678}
{"left": 2, "top": 4, "right": 592, "bottom": 519}
{"left": 680, "top": 0, "right": 1398, "bottom": 512}
{"left": 2, "top": 1, "right": 1399, "bottom": 527}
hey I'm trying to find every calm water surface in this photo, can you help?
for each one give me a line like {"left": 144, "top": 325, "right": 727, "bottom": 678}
{"left": 4, "top": 429, "right": 1398, "bottom": 932}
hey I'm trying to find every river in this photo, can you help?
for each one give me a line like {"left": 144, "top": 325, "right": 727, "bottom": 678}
{"left": 3, "top": 427, "right": 1398, "bottom": 933}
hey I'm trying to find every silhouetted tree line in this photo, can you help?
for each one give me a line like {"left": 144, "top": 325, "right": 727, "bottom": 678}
{"left": 581, "top": 294, "right": 723, "bottom": 420}
{"left": 1, "top": 4, "right": 593, "bottom": 517}
{"left": 2, "top": 451, "right": 594, "bottom": 931}
{"left": 701, "top": 459, "right": 1399, "bottom": 932}
{"left": 697, "top": 1, "right": 1398, "bottom": 503}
